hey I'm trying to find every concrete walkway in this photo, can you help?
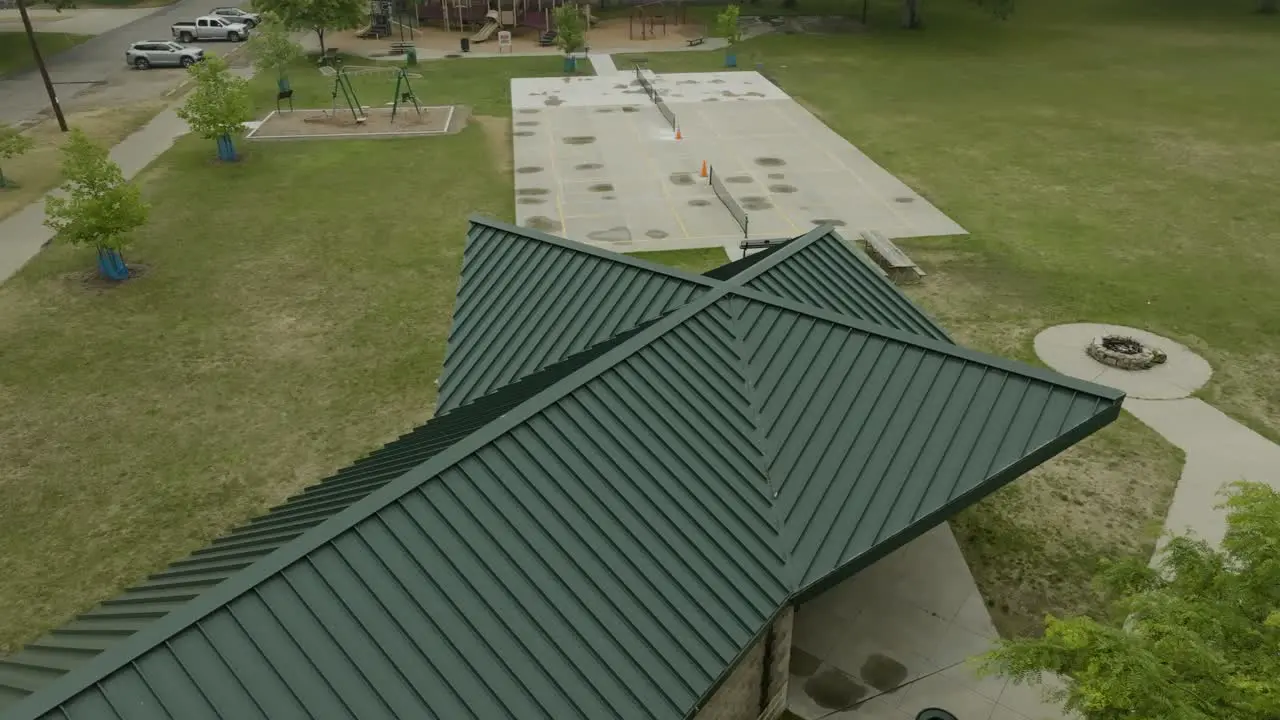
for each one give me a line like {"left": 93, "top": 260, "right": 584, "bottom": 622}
{"left": 588, "top": 53, "right": 619, "bottom": 75}
{"left": 1034, "top": 323, "right": 1280, "bottom": 550}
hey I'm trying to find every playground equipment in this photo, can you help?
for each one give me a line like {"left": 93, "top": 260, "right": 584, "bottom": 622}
{"left": 471, "top": 9, "right": 500, "bottom": 41}
{"left": 390, "top": 67, "right": 423, "bottom": 122}
{"left": 357, "top": 0, "right": 393, "bottom": 38}
{"left": 630, "top": 0, "right": 686, "bottom": 40}
{"left": 320, "top": 65, "right": 366, "bottom": 123}
{"left": 420, "top": 0, "right": 575, "bottom": 42}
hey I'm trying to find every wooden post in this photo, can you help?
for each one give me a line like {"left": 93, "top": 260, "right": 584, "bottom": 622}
{"left": 16, "top": 0, "right": 68, "bottom": 131}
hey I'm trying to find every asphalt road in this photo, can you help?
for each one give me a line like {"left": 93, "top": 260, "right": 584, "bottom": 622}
{"left": 0, "top": 0, "right": 250, "bottom": 125}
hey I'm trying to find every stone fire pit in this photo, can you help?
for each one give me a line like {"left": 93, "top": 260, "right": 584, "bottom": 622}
{"left": 1086, "top": 334, "right": 1168, "bottom": 371}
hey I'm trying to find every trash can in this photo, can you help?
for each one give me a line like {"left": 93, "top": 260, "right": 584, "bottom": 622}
{"left": 461, "top": 37, "right": 470, "bottom": 53}
{"left": 915, "top": 710, "right": 958, "bottom": 720}
{"left": 406, "top": 46, "right": 418, "bottom": 66}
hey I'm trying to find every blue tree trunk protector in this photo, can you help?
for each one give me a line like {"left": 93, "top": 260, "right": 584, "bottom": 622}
{"left": 97, "top": 247, "right": 129, "bottom": 281}
{"left": 725, "top": 52, "right": 737, "bottom": 68}
{"left": 563, "top": 55, "right": 576, "bottom": 73}
{"left": 216, "top": 134, "right": 237, "bottom": 162}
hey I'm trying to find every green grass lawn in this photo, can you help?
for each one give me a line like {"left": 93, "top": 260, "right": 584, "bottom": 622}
{"left": 0, "top": 0, "right": 1277, "bottom": 653}
{"left": 631, "top": 247, "right": 730, "bottom": 273}
{"left": 0, "top": 31, "right": 89, "bottom": 78}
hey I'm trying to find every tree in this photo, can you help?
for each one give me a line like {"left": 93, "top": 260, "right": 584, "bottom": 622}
{"left": 552, "top": 4, "right": 585, "bottom": 71}
{"left": 247, "top": 12, "right": 303, "bottom": 90}
{"left": 0, "top": 124, "right": 34, "bottom": 189}
{"left": 177, "top": 55, "right": 253, "bottom": 162}
{"left": 251, "top": 0, "right": 366, "bottom": 59}
{"left": 44, "top": 129, "right": 148, "bottom": 281}
{"left": 715, "top": 5, "right": 740, "bottom": 67}
{"left": 980, "top": 481, "right": 1280, "bottom": 720}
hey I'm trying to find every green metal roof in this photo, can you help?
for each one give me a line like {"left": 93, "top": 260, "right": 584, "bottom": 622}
{"left": 437, "top": 219, "right": 949, "bottom": 413}
{"left": 0, "top": 273, "right": 1123, "bottom": 720}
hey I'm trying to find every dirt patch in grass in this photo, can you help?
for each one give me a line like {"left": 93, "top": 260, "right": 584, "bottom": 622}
{"left": 0, "top": 103, "right": 163, "bottom": 222}
{"left": 473, "top": 114, "right": 512, "bottom": 174}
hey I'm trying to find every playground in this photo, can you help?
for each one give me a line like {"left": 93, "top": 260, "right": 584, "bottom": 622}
{"left": 248, "top": 63, "right": 462, "bottom": 140}
{"left": 327, "top": 0, "right": 706, "bottom": 58}
{"left": 512, "top": 68, "right": 967, "bottom": 254}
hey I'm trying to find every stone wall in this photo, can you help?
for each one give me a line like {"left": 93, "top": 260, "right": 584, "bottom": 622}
{"left": 693, "top": 607, "right": 793, "bottom": 720}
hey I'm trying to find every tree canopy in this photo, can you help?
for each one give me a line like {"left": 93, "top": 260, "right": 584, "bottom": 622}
{"left": 177, "top": 55, "right": 253, "bottom": 143}
{"left": 981, "top": 481, "right": 1280, "bottom": 720}
{"left": 251, "top": 0, "right": 366, "bottom": 57}
{"left": 552, "top": 4, "right": 586, "bottom": 56}
{"left": 0, "top": 124, "right": 34, "bottom": 189}
{"left": 247, "top": 12, "right": 304, "bottom": 82}
{"left": 44, "top": 128, "right": 148, "bottom": 253}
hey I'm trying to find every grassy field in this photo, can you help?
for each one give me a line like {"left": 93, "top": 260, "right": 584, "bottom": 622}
{"left": 0, "top": 31, "right": 88, "bottom": 77}
{"left": 0, "top": 0, "right": 1276, "bottom": 652}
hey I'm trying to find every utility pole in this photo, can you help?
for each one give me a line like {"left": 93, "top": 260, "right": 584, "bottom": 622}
{"left": 16, "top": 0, "right": 69, "bottom": 132}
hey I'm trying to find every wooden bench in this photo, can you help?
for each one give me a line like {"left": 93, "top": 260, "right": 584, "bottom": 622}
{"left": 686, "top": 36, "right": 706, "bottom": 46}
{"left": 859, "top": 230, "right": 925, "bottom": 284}
{"left": 389, "top": 42, "right": 415, "bottom": 54}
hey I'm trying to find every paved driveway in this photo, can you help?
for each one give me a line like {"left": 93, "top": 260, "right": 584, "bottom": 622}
{"left": 0, "top": 0, "right": 251, "bottom": 125}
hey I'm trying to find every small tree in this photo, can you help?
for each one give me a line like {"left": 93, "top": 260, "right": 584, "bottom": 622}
{"left": 44, "top": 129, "right": 148, "bottom": 281}
{"left": 0, "top": 124, "right": 34, "bottom": 189}
{"left": 247, "top": 12, "right": 303, "bottom": 91}
{"left": 552, "top": 4, "right": 585, "bottom": 72}
{"left": 252, "top": 0, "right": 366, "bottom": 59}
{"left": 177, "top": 55, "right": 253, "bottom": 162}
{"left": 980, "top": 481, "right": 1280, "bottom": 720}
{"left": 715, "top": 5, "right": 740, "bottom": 67}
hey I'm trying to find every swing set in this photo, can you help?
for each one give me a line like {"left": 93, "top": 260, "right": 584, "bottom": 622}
{"left": 319, "top": 63, "right": 425, "bottom": 124}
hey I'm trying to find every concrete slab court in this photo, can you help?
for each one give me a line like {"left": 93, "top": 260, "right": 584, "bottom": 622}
{"left": 510, "top": 71, "right": 967, "bottom": 253}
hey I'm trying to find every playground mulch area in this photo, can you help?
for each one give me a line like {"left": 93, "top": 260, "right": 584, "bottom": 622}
{"left": 248, "top": 105, "right": 463, "bottom": 140}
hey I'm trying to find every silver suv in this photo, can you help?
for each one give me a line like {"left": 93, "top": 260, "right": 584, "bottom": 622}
{"left": 209, "top": 7, "right": 260, "bottom": 27}
{"left": 126, "top": 41, "right": 205, "bottom": 70}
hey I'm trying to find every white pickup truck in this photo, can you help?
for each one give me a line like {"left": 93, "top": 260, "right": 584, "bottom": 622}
{"left": 171, "top": 16, "right": 251, "bottom": 43}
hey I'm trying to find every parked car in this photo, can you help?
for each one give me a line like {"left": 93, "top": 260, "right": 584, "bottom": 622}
{"left": 209, "top": 7, "right": 261, "bottom": 27}
{"left": 126, "top": 41, "right": 205, "bottom": 69}
{"left": 171, "top": 16, "right": 250, "bottom": 43}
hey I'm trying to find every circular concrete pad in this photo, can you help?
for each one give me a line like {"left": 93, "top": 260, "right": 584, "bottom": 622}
{"left": 1034, "top": 323, "right": 1212, "bottom": 400}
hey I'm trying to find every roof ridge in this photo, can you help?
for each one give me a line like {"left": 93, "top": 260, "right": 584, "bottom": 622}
{"left": 5, "top": 282, "right": 740, "bottom": 720}
{"left": 467, "top": 215, "right": 721, "bottom": 288}
{"left": 725, "top": 286, "right": 1124, "bottom": 400}
{"left": 716, "top": 224, "right": 833, "bottom": 286}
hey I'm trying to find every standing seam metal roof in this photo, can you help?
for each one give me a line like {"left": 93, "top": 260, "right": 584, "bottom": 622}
{"left": 2, "top": 275, "right": 1123, "bottom": 720}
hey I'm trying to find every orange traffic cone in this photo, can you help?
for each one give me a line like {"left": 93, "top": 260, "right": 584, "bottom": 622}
{"left": 675, "top": 127, "right": 683, "bottom": 141}
{"left": 699, "top": 159, "right": 707, "bottom": 178}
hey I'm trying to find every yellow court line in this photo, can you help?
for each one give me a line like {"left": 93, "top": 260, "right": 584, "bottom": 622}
{"left": 762, "top": 101, "right": 913, "bottom": 232}
{"left": 541, "top": 107, "right": 571, "bottom": 236}
{"left": 627, "top": 105, "right": 692, "bottom": 241}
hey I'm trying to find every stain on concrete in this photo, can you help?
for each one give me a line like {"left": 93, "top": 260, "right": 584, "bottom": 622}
{"left": 595, "top": 107, "right": 616, "bottom": 113}
{"left": 621, "top": 105, "right": 640, "bottom": 113}
{"left": 811, "top": 218, "right": 848, "bottom": 226}
{"left": 563, "top": 136, "right": 596, "bottom": 145}
{"left": 768, "top": 173, "right": 786, "bottom": 179}
{"left": 702, "top": 97, "right": 721, "bottom": 102}
{"left": 769, "top": 184, "right": 798, "bottom": 193}
{"left": 602, "top": 195, "right": 615, "bottom": 200}
{"left": 517, "top": 109, "right": 540, "bottom": 115}
{"left": 614, "top": 83, "right": 629, "bottom": 89}
{"left": 543, "top": 96, "right": 564, "bottom": 106}
{"left": 513, "top": 131, "right": 534, "bottom": 137}
{"left": 645, "top": 229, "right": 669, "bottom": 239}
{"left": 525, "top": 216, "right": 561, "bottom": 231}
{"left": 755, "top": 157, "right": 786, "bottom": 167}
{"left": 894, "top": 196, "right": 915, "bottom": 203}
{"left": 517, "top": 198, "right": 546, "bottom": 205}
{"left": 721, "top": 90, "right": 739, "bottom": 97}
{"left": 741, "top": 196, "right": 773, "bottom": 211}
{"left": 516, "top": 188, "right": 549, "bottom": 196}
{"left": 859, "top": 654, "right": 907, "bottom": 693}
{"left": 710, "top": 78, "right": 726, "bottom": 84}
{"left": 587, "top": 226, "right": 632, "bottom": 243}
{"left": 575, "top": 162, "right": 603, "bottom": 171}
{"left": 688, "top": 199, "right": 711, "bottom": 207}
{"left": 746, "top": 91, "right": 765, "bottom": 97}
{"left": 516, "top": 166, "right": 544, "bottom": 174}
{"left": 669, "top": 172, "right": 695, "bottom": 186}
{"left": 677, "top": 79, "right": 699, "bottom": 85}
{"left": 790, "top": 648, "right": 821, "bottom": 677}
{"left": 725, "top": 175, "right": 753, "bottom": 184}
{"left": 588, "top": 183, "right": 614, "bottom": 192}
{"left": 515, "top": 121, "right": 539, "bottom": 127}
{"left": 804, "top": 667, "right": 867, "bottom": 710}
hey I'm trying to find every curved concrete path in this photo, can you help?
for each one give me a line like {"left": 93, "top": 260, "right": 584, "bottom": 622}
{"left": 1035, "top": 323, "right": 1280, "bottom": 550}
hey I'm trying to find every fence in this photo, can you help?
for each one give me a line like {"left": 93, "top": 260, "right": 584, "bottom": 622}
{"left": 635, "top": 63, "right": 678, "bottom": 133}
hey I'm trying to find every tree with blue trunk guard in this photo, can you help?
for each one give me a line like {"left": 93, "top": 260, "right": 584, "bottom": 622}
{"left": 43, "top": 129, "right": 149, "bottom": 282}
{"left": 178, "top": 55, "right": 253, "bottom": 162}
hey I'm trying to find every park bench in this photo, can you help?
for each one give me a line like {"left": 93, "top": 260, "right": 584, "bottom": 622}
{"left": 686, "top": 36, "right": 706, "bottom": 46}
{"left": 738, "top": 238, "right": 788, "bottom": 259}
{"left": 859, "top": 230, "right": 925, "bottom": 284}
{"left": 389, "top": 41, "right": 415, "bottom": 54}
